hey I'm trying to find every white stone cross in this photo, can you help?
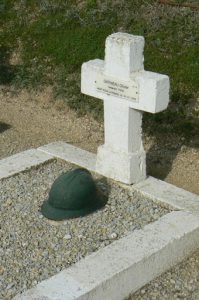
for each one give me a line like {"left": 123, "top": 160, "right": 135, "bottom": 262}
{"left": 81, "top": 32, "right": 170, "bottom": 184}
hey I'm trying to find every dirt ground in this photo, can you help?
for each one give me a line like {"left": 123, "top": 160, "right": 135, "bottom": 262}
{"left": 0, "top": 87, "right": 198, "bottom": 195}
{"left": 0, "top": 86, "right": 199, "bottom": 299}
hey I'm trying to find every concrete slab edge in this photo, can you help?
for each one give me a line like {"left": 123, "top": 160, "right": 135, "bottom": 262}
{"left": 0, "top": 149, "right": 54, "bottom": 180}
{"left": 130, "top": 176, "right": 199, "bottom": 216}
{"left": 38, "top": 141, "right": 96, "bottom": 172}
{"left": 14, "top": 211, "right": 199, "bottom": 300}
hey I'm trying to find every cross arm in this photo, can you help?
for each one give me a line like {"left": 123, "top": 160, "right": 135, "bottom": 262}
{"left": 81, "top": 60, "right": 170, "bottom": 114}
{"left": 134, "top": 71, "right": 170, "bottom": 113}
{"left": 81, "top": 59, "right": 105, "bottom": 101}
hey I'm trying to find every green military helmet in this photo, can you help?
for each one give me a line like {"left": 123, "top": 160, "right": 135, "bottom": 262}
{"left": 41, "top": 168, "right": 107, "bottom": 220}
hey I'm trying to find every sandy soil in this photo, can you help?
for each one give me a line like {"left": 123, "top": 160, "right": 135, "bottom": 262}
{"left": 0, "top": 87, "right": 198, "bottom": 195}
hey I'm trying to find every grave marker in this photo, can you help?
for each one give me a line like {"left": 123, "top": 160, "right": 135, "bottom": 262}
{"left": 81, "top": 32, "right": 170, "bottom": 184}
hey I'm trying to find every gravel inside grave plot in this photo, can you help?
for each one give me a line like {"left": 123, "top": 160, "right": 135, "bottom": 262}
{"left": 0, "top": 159, "right": 172, "bottom": 299}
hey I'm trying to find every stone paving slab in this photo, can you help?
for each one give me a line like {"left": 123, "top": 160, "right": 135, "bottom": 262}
{"left": 14, "top": 211, "right": 199, "bottom": 300}
{"left": 131, "top": 176, "right": 199, "bottom": 215}
{"left": 0, "top": 149, "right": 53, "bottom": 180}
{"left": 38, "top": 142, "right": 96, "bottom": 172}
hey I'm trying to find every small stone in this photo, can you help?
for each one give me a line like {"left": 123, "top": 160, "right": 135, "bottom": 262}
{"left": 64, "top": 234, "right": 72, "bottom": 240}
{"left": 110, "top": 232, "right": 118, "bottom": 239}
{"left": 6, "top": 283, "right": 14, "bottom": 290}
{"left": 6, "top": 199, "right": 12, "bottom": 206}
{"left": 42, "top": 251, "right": 49, "bottom": 258}
{"left": 187, "top": 285, "right": 193, "bottom": 292}
{"left": 170, "top": 279, "right": 175, "bottom": 284}
{"left": 0, "top": 266, "right": 4, "bottom": 275}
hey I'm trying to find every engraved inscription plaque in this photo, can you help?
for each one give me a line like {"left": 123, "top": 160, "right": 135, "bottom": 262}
{"left": 95, "top": 74, "right": 139, "bottom": 102}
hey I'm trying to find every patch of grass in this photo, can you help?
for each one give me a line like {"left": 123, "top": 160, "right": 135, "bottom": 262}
{"left": 1, "top": 0, "right": 199, "bottom": 136}
{"left": 22, "top": 23, "right": 110, "bottom": 70}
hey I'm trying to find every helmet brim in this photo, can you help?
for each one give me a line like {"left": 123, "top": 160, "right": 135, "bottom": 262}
{"left": 41, "top": 192, "right": 107, "bottom": 221}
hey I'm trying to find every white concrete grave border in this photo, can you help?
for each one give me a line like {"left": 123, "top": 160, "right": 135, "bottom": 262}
{"left": 1, "top": 142, "right": 199, "bottom": 300}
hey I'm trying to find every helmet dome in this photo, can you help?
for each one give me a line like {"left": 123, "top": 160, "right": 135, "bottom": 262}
{"left": 41, "top": 168, "right": 107, "bottom": 220}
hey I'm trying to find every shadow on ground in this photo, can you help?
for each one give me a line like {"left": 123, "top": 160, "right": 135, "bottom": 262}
{"left": 145, "top": 116, "right": 199, "bottom": 181}
{"left": 0, "top": 121, "right": 12, "bottom": 133}
{"left": 96, "top": 177, "right": 110, "bottom": 206}
{"left": 0, "top": 46, "right": 17, "bottom": 85}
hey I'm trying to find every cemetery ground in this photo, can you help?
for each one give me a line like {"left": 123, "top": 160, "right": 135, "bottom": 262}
{"left": 1, "top": 0, "right": 198, "bottom": 191}
{"left": 0, "top": 87, "right": 199, "bottom": 300}
{"left": 1, "top": 1, "right": 199, "bottom": 299}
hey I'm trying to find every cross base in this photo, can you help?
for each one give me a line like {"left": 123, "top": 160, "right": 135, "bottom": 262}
{"left": 96, "top": 145, "right": 146, "bottom": 184}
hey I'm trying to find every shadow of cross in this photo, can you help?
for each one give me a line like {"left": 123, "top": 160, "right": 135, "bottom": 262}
{"left": 81, "top": 32, "right": 170, "bottom": 184}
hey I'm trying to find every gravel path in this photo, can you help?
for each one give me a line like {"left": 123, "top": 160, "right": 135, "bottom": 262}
{"left": 128, "top": 250, "right": 199, "bottom": 300}
{"left": 0, "top": 159, "right": 171, "bottom": 299}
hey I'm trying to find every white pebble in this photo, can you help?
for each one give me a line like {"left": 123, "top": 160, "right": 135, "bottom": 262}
{"left": 110, "top": 232, "right": 117, "bottom": 239}
{"left": 64, "top": 234, "right": 72, "bottom": 240}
